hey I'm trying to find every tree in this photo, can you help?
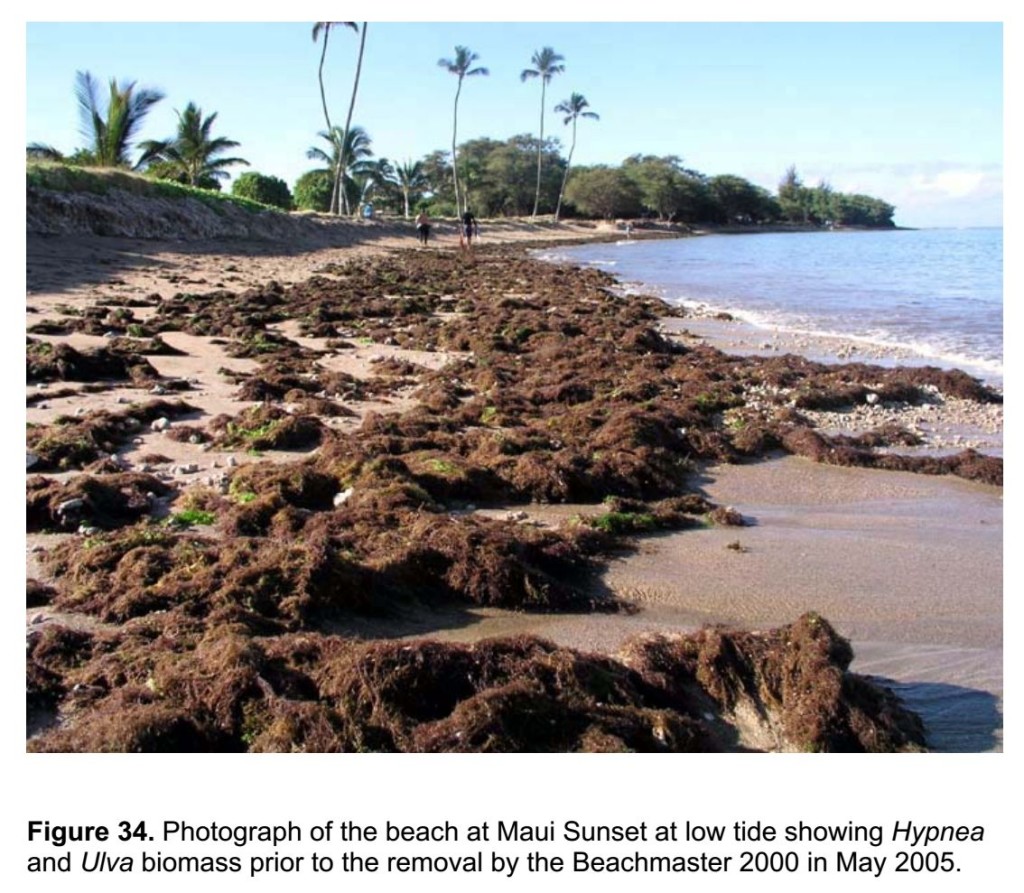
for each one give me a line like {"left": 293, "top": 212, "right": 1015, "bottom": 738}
{"left": 622, "top": 155, "right": 709, "bottom": 221}
{"left": 293, "top": 169, "right": 334, "bottom": 212}
{"left": 707, "top": 174, "right": 779, "bottom": 224}
{"left": 307, "top": 125, "right": 375, "bottom": 214}
{"left": 520, "top": 47, "right": 565, "bottom": 218}
{"left": 391, "top": 159, "right": 429, "bottom": 218}
{"left": 553, "top": 92, "right": 599, "bottom": 222}
{"left": 231, "top": 172, "right": 292, "bottom": 210}
{"left": 355, "top": 157, "right": 396, "bottom": 210}
{"left": 438, "top": 46, "right": 489, "bottom": 217}
{"left": 564, "top": 165, "right": 642, "bottom": 219}
{"left": 137, "top": 102, "right": 248, "bottom": 187}
{"left": 334, "top": 22, "right": 368, "bottom": 216}
{"left": 311, "top": 21, "right": 358, "bottom": 215}
{"left": 778, "top": 164, "right": 814, "bottom": 223}
{"left": 72, "top": 70, "right": 164, "bottom": 168}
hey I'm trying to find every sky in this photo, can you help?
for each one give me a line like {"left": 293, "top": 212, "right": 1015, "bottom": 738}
{"left": 21, "top": 13, "right": 1005, "bottom": 227}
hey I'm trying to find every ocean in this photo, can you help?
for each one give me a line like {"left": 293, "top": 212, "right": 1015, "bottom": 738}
{"left": 538, "top": 228, "right": 1003, "bottom": 386}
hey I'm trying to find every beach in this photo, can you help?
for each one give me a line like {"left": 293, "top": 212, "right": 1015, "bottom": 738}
{"left": 26, "top": 217, "right": 1002, "bottom": 752}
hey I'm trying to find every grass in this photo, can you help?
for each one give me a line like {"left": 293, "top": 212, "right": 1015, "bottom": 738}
{"left": 167, "top": 509, "right": 216, "bottom": 528}
{"left": 27, "top": 162, "right": 279, "bottom": 214}
{"left": 584, "top": 511, "right": 658, "bottom": 535}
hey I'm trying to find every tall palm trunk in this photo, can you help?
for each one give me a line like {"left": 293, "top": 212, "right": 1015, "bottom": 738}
{"left": 554, "top": 116, "right": 577, "bottom": 222}
{"left": 317, "top": 29, "right": 333, "bottom": 139}
{"left": 531, "top": 79, "right": 547, "bottom": 219}
{"left": 333, "top": 23, "right": 368, "bottom": 216}
{"left": 451, "top": 77, "right": 464, "bottom": 215}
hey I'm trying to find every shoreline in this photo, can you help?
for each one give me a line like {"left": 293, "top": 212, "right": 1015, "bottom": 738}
{"left": 25, "top": 223, "right": 1002, "bottom": 752}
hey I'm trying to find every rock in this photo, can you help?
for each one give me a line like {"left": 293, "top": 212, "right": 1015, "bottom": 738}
{"left": 124, "top": 417, "right": 142, "bottom": 431}
{"left": 56, "top": 497, "right": 85, "bottom": 515}
{"left": 865, "top": 392, "right": 880, "bottom": 405}
{"left": 150, "top": 384, "right": 167, "bottom": 395}
{"left": 333, "top": 487, "right": 354, "bottom": 507}
{"left": 506, "top": 510, "right": 529, "bottom": 522}
{"left": 151, "top": 417, "right": 171, "bottom": 432}
{"left": 177, "top": 463, "right": 200, "bottom": 475}
{"left": 78, "top": 525, "right": 100, "bottom": 536}
{"left": 26, "top": 451, "right": 39, "bottom": 469}
{"left": 226, "top": 456, "right": 238, "bottom": 467}
{"left": 30, "top": 613, "right": 46, "bottom": 626}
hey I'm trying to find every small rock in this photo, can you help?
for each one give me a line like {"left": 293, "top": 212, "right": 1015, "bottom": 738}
{"left": 151, "top": 417, "right": 171, "bottom": 432}
{"left": 226, "top": 456, "right": 238, "bottom": 467}
{"left": 78, "top": 525, "right": 100, "bottom": 536}
{"left": 865, "top": 392, "right": 880, "bottom": 405}
{"left": 117, "top": 396, "right": 130, "bottom": 404}
{"left": 56, "top": 498, "right": 85, "bottom": 515}
{"left": 30, "top": 613, "right": 46, "bottom": 626}
{"left": 506, "top": 510, "right": 529, "bottom": 522}
{"left": 333, "top": 487, "right": 354, "bottom": 507}
{"left": 150, "top": 384, "right": 167, "bottom": 395}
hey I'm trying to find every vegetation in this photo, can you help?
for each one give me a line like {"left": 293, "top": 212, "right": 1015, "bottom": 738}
{"left": 520, "top": 47, "right": 565, "bottom": 218}
{"left": 438, "top": 46, "right": 489, "bottom": 216}
{"left": 311, "top": 21, "right": 358, "bottom": 215}
{"left": 25, "top": 44, "right": 897, "bottom": 228}
{"left": 553, "top": 92, "right": 599, "bottom": 221}
{"left": 230, "top": 172, "right": 292, "bottom": 210}
{"left": 28, "top": 71, "right": 164, "bottom": 169}
{"left": 293, "top": 169, "right": 334, "bottom": 212}
{"left": 27, "top": 162, "right": 274, "bottom": 213}
{"left": 138, "top": 102, "right": 248, "bottom": 187}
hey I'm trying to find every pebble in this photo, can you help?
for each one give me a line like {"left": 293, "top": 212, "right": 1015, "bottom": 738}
{"left": 151, "top": 417, "right": 171, "bottom": 432}
{"left": 78, "top": 525, "right": 100, "bottom": 536}
{"left": 334, "top": 488, "right": 354, "bottom": 507}
{"left": 177, "top": 463, "right": 200, "bottom": 475}
{"left": 227, "top": 456, "right": 238, "bottom": 467}
{"left": 57, "top": 498, "right": 84, "bottom": 514}
{"left": 506, "top": 510, "right": 529, "bottom": 522}
{"left": 150, "top": 384, "right": 167, "bottom": 395}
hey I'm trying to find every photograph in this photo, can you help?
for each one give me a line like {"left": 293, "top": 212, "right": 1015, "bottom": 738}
{"left": 24, "top": 19, "right": 1002, "bottom": 754}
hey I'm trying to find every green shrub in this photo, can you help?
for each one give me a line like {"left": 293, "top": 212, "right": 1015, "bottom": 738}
{"left": 231, "top": 172, "right": 293, "bottom": 210}
{"left": 293, "top": 170, "right": 333, "bottom": 212}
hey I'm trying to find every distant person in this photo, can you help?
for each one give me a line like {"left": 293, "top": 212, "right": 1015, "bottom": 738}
{"left": 362, "top": 202, "right": 373, "bottom": 219}
{"left": 460, "top": 209, "right": 477, "bottom": 249}
{"left": 415, "top": 211, "right": 431, "bottom": 246}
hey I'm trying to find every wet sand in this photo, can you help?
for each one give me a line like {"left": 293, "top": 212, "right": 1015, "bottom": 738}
{"left": 367, "top": 457, "right": 1001, "bottom": 751}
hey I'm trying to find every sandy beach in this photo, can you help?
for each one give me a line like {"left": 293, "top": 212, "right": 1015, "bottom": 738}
{"left": 26, "top": 218, "right": 1002, "bottom": 752}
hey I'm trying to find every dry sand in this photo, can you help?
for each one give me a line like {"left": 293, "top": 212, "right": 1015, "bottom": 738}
{"left": 25, "top": 221, "right": 1003, "bottom": 751}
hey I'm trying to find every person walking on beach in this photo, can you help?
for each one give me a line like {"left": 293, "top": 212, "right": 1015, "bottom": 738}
{"left": 415, "top": 211, "right": 431, "bottom": 246}
{"left": 460, "top": 209, "right": 477, "bottom": 249}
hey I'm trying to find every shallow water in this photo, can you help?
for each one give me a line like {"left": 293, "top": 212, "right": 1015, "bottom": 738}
{"left": 540, "top": 228, "right": 1003, "bottom": 384}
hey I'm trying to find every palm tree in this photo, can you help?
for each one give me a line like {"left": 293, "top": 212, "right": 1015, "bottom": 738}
{"left": 137, "top": 103, "right": 248, "bottom": 187}
{"left": 332, "top": 22, "right": 369, "bottom": 216}
{"left": 311, "top": 21, "right": 357, "bottom": 136}
{"left": 391, "top": 159, "right": 429, "bottom": 218}
{"left": 520, "top": 47, "right": 565, "bottom": 219}
{"left": 307, "top": 125, "right": 374, "bottom": 213}
{"left": 311, "top": 21, "right": 358, "bottom": 215}
{"left": 73, "top": 70, "right": 164, "bottom": 168}
{"left": 357, "top": 157, "right": 395, "bottom": 209}
{"left": 438, "top": 46, "right": 489, "bottom": 216}
{"left": 553, "top": 92, "right": 599, "bottom": 222}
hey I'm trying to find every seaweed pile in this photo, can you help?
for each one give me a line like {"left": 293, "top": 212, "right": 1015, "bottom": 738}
{"left": 27, "top": 246, "right": 999, "bottom": 751}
